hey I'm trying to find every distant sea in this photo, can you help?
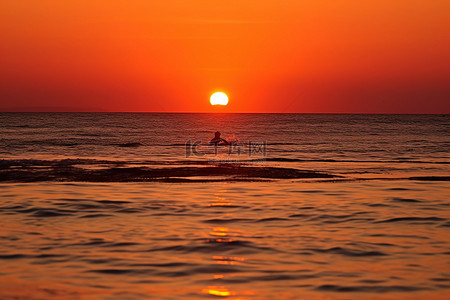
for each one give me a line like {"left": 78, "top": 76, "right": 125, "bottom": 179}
{"left": 0, "top": 113, "right": 449, "bottom": 299}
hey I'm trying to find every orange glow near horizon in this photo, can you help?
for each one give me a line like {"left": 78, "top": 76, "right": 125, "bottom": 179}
{"left": 0, "top": 0, "right": 449, "bottom": 113}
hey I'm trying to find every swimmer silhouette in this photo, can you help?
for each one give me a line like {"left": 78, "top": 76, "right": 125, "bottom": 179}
{"left": 209, "top": 131, "right": 229, "bottom": 145}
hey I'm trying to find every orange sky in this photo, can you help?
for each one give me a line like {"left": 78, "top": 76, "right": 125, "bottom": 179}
{"left": 1, "top": 0, "right": 449, "bottom": 113}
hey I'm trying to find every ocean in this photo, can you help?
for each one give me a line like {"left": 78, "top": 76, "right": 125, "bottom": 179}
{"left": 0, "top": 113, "right": 449, "bottom": 299}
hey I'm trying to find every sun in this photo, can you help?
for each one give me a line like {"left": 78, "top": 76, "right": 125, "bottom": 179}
{"left": 210, "top": 92, "right": 228, "bottom": 106}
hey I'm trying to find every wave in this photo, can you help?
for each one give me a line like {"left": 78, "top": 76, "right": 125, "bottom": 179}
{"left": 315, "top": 284, "right": 430, "bottom": 292}
{"left": 375, "top": 217, "right": 446, "bottom": 223}
{"left": 115, "top": 142, "right": 144, "bottom": 147}
{"left": 262, "top": 157, "right": 449, "bottom": 164}
{"left": 146, "top": 239, "right": 281, "bottom": 255}
{"left": 1, "top": 157, "right": 448, "bottom": 168}
{"left": 305, "top": 246, "right": 388, "bottom": 257}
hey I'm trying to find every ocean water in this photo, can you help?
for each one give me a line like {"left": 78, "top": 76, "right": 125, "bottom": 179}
{"left": 0, "top": 113, "right": 449, "bottom": 299}
{"left": 0, "top": 113, "right": 449, "bottom": 176}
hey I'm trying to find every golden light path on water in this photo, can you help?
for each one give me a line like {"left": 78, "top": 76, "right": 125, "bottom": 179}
{"left": 203, "top": 190, "right": 251, "bottom": 298}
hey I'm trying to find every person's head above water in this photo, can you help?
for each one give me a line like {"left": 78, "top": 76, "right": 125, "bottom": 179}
{"left": 210, "top": 131, "right": 229, "bottom": 145}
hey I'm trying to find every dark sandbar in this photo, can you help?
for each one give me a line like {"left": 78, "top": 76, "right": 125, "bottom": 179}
{"left": 0, "top": 159, "right": 336, "bottom": 183}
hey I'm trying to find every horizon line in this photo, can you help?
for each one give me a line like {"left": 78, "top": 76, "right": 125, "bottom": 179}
{"left": 0, "top": 111, "right": 448, "bottom": 115}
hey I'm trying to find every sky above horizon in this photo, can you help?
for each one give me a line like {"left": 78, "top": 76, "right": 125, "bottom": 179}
{"left": 1, "top": 0, "right": 449, "bottom": 113}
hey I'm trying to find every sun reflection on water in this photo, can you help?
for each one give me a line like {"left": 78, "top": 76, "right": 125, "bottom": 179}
{"left": 210, "top": 227, "right": 228, "bottom": 236}
{"left": 213, "top": 255, "right": 245, "bottom": 265}
{"left": 203, "top": 286, "right": 235, "bottom": 296}
{"left": 201, "top": 191, "right": 253, "bottom": 299}
{"left": 209, "top": 195, "right": 233, "bottom": 207}
{"left": 202, "top": 286, "right": 254, "bottom": 299}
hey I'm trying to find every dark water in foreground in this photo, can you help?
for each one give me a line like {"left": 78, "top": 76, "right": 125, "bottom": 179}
{"left": 0, "top": 181, "right": 449, "bottom": 299}
{"left": 0, "top": 113, "right": 449, "bottom": 299}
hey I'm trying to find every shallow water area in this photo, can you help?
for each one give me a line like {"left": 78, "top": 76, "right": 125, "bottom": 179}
{"left": 0, "top": 180, "right": 449, "bottom": 299}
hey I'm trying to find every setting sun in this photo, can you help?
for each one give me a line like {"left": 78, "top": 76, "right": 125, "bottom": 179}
{"left": 210, "top": 92, "right": 228, "bottom": 106}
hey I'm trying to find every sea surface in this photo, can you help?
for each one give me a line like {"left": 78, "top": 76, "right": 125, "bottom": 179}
{"left": 0, "top": 113, "right": 449, "bottom": 299}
